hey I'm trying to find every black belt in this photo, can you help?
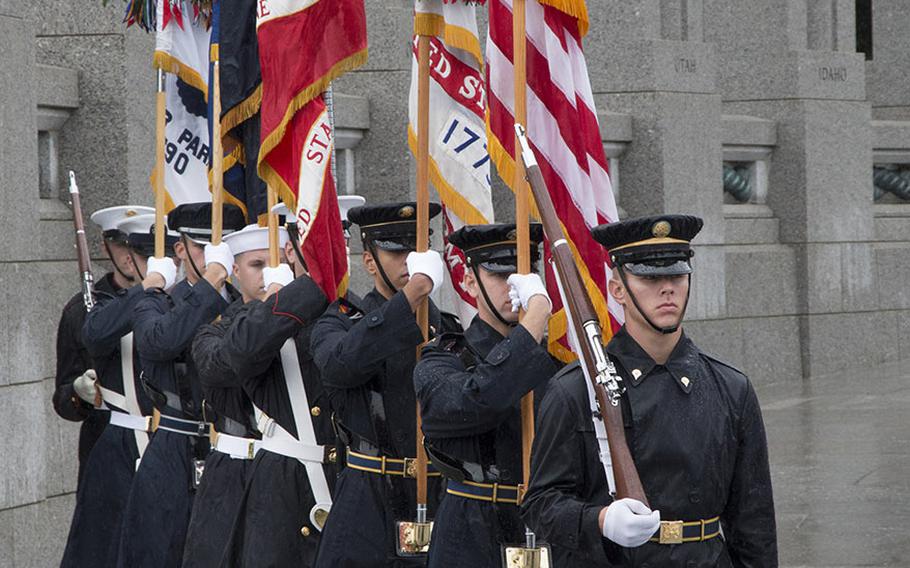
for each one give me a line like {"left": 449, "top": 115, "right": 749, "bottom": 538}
{"left": 156, "top": 414, "right": 211, "bottom": 438}
{"left": 446, "top": 479, "right": 521, "bottom": 505}
{"left": 346, "top": 448, "right": 441, "bottom": 478}
{"left": 650, "top": 516, "right": 721, "bottom": 544}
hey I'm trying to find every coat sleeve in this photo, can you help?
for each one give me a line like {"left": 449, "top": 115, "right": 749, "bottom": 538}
{"left": 311, "top": 291, "right": 424, "bottom": 390}
{"left": 52, "top": 298, "right": 93, "bottom": 421}
{"left": 222, "top": 275, "right": 328, "bottom": 381}
{"left": 191, "top": 313, "right": 241, "bottom": 389}
{"left": 520, "top": 377, "right": 615, "bottom": 564}
{"left": 415, "top": 325, "right": 556, "bottom": 438}
{"left": 722, "top": 381, "right": 779, "bottom": 568}
{"left": 82, "top": 285, "right": 144, "bottom": 357}
{"left": 133, "top": 280, "right": 228, "bottom": 362}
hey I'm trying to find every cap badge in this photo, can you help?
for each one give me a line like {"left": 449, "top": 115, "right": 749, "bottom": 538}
{"left": 126, "top": 209, "right": 138, "bottom": 217}
{"left": 652, "top": 220, "right": 671, "bottom": 238}
{"left": 506, "top": 229, "right": 517, "bottom": 241}
{"left": 399, "top": 206, "right": 415, "bottom": 219}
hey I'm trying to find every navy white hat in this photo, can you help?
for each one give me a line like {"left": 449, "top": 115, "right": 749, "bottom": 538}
{"left": 115, "top": 213, "right": 179, "bottom": 257}
{"left": 90, "top": 205, "right": 155, "bottom": 243}
{"left": 223, "top": 224, "right": 289, "bottom": 255}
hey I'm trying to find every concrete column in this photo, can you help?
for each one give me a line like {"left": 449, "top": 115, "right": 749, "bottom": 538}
{"left": 706, "top": 0, "right": 888, "bottom": 377}
{"left": 587, "top": 0, "right": 726, "bottom": 323}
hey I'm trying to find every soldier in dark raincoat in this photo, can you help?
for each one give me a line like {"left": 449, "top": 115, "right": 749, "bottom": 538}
{"left": 414, "top": 223, "right": 560, "bottom": 567}
{"left": 520, "top": 215, "right": 777, "bottom": 567}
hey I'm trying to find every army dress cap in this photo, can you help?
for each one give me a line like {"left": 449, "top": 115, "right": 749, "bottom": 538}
{"left": 348, "top": 201, "right": 442, "bottom": 251}
{"left": 116, "top": 213, "right": 179, "bottom": 257}
{"left": 449, "top": 223, "right": 544, "bottom": 274}
{"left": 592, "top": 214, "right": 703, "bottom": 277}
{"left": 223, "top": 223, "right": 289, "bottom": 255}
{"left": 90, "top": 205, "right": 155, "bottom": 243}
{"left": 166, "top": 202, "right": 246, "bottom": 244}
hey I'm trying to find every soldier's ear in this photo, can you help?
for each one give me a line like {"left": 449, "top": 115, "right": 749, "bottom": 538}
{"left": 607, "top": 274, "right": 626, "bottom": 306}
{"left": 362, "top": 250, "right": 376, "bottom": 276}
{"left": 462, "top": 270, "right": 478, "bottom": 300}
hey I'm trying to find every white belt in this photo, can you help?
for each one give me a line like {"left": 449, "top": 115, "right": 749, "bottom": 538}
{"left": 256, "top": 414, "right": 328, "bottom": 464}
{"left": 109, "top": 410, "right": 152, "bottom": 433}
{"left": 213, "top": 432, "right": 262, "bottom": 460}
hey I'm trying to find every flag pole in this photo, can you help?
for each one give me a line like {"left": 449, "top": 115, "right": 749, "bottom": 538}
{"left": 512, "top": 0, "right": 541, "bottom": 556}
{"left": 267, "top": 184, "right": 279, "bottom": 267}
{"left": 512, "top": 0, "right": 534, "bottom": 499}
{"left": 155, "top": 69, "right": 167, "bottom": 258}
{"left": 394, "top": 29, "right": 433, "bottom": 559}
{"left": 211, "top": 60, "right": 224, "bottom": 245}
{"left": 414, "top": 30, "right": 432, "bottom": 539}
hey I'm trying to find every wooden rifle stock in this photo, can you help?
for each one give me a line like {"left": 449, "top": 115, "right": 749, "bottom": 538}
{"left": 68, "top": 171, "right": 95, "bottom": 311}
{"left": 513, "top": 125, "right": 648, "bottom": 506}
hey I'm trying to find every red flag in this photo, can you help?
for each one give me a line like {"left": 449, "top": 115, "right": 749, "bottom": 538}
{"left": 256, "top": 0, "right": 368, "bottom": 300}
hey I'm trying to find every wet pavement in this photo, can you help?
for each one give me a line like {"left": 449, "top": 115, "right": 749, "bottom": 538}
{"left": 758, "top": 358, "right": 910, "bottom": 567}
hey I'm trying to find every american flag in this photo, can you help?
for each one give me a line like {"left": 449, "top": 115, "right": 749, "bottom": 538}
{"left": 485, "top": 0, "right": 622, "bottom": 360}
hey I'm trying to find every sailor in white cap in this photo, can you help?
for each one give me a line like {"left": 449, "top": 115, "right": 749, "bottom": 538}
{"left": 183, "top": 223, "right": 289, "bottom": 568}
{"left": 61, "top": 210, "right": 164, "bottom": 568}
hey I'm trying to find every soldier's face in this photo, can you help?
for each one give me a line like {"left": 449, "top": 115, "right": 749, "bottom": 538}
{"left": 364, "top": 248, "right": 410, "bottom": 294}
{"left": 233, "top": 249, "right": 270, "bottom": 302}
{"left": 175, "top": 239, "right": 206, "bottom": 283}
{"left": 611, "top": 271, "right": 689, "bottom": 331}
{"left": 465, "top": 268, "right": 519, "bottom": 325}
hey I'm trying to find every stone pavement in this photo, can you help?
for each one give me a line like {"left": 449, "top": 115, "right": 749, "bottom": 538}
{"left": 759, "top": 358, "right": 910, "bottom": 567}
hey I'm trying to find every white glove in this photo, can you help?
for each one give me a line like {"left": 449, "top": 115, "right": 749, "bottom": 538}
{"left": 73, "top": 369, "right": 98, "bottom": 405}
{"left": 601, "top": 498, "right": 661, "bottom": 548}
{"left": 406, "top": 251, "right": 444, "bottom": 292}
{"left": 147, "top": 257, "right": 178, "bottom": 289}
{"left": 507, "top": 273, "right": 551, "bottom": 312}
{"left": 204, "top": 242, "right": 235, "bottom": 277}
{"left": 263, "top": 264, "right": 294, "bottom": 289}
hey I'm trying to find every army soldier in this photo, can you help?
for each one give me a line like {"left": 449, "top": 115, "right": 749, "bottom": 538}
{"left": 53, "top": 205, "right": 151, "bottom": 482}
{"left": 312, "top": 201, "right": 457, "bottom": 567}
{"left": 414, "top": 223, "right": 559, "bottom": 567}
{"left": 116, "top": 203, "right": 246, "bottom": 567}
{"left": 182, "top": 225, "right": 277, "bottom": 568}
{"left": 61, "top": 211, "right": 173, "bottom": 568}
{"left": 520, "top": 215, "right": 777, "bottom": 567}
{"left": 207, "top": 222, "right": 335, "bottom": 567}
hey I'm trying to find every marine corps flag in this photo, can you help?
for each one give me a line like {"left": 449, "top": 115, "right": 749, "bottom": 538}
{"left": 409, "top": 0, "right": 494, "bottom": 326}
{"left": 486, "top": 0, "right": 622, "bottom": 361}
{"left": 256, "top": 0, "right": 367, "bottom": 300}
{"left": 153, "top": 0, "right": 214, "bottom": 208}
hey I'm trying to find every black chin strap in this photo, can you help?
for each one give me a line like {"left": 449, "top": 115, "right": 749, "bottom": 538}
{"left": 181, "top": 235, "right": 204, "bottom": 282}
{"left": 368, "top": 240, "right": 398, "bottom": 295}
{"left": 472, "top": 265, "right": 513, "bottom": 328}
{"left": 287, "top": 226, "right": 309, "bottom": 274}
{"left": 617, "top": 266, "right": 690, "bottom": 335}
{"left": 128, "top": 251, "right": 146, "bottom": 282}
{"left": 104, "top": 240, "right": 135, "bottom": 284}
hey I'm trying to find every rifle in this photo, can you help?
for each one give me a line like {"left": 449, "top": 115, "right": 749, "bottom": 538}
{"left": 68, "top": 171, "right": 95, "bottom": 311}
{"left": 514, "top": 125, "right": 649, "bottom": 506}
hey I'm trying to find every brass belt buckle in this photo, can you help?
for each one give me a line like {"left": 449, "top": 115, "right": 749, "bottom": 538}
{"left": 659, "top": 520, "right": 684, "bottom": 544}
{"left": 403, "top": 457, "right": 417, "bottom": 478}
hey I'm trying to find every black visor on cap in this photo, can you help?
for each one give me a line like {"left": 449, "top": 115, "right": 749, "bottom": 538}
{"left": 103, "top": 229, "right": 129, "bottom": 244}
{"left": 126, "top": 233, "right": 179, "bottom": 258}
{"left": 622, "top": 259, "right": 692, "bottom": 277}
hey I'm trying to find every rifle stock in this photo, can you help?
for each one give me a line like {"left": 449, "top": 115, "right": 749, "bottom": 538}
{"left": 68, "top": 171, "right": 95, "bottom": 311}
{"left": 513, "top": 125, "right": 648, "bottom": 506}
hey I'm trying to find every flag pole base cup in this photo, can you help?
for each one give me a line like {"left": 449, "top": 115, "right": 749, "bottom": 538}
{"left": 501, "top": 544, "right": 550, "bottom": 568}
{"left": 396, "top": 520, "right": 433, "bottom": 556}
